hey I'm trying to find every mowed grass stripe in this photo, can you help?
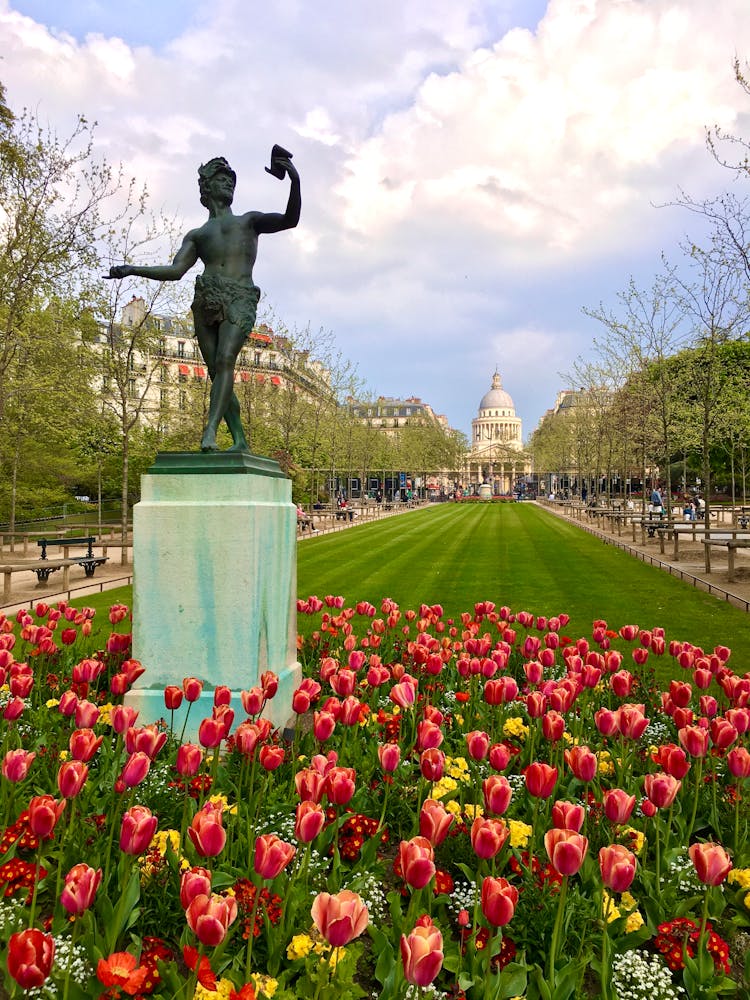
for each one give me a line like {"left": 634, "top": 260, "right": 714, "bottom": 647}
{"left": 298, "top": 503, "right": 750, "bottom": 663}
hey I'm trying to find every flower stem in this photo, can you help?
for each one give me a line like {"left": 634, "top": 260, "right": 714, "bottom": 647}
{"left": 546, "top": 874, "right": 568, "bottom": 990}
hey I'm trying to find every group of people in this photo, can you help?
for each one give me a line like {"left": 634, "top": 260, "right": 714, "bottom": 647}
{"left": 648, "top": 487, "right": 705, "bottom": 521}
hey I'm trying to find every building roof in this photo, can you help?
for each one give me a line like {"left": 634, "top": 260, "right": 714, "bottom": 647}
{"left": 479, "top": 372, "right": 515, "bottom": 412}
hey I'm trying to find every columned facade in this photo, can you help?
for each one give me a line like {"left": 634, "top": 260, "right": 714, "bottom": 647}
{"left": 465, "top": 372, "right": 529, "bottom": 494}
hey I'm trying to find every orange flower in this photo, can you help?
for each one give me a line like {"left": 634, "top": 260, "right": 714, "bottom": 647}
{"left": 183, "top": 945, "right": 217, "bottom": 989}
{"left": 96, "top": 952, "right": 149, "bottom": 995}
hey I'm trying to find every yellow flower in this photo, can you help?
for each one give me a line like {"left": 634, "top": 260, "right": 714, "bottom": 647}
{"left": 287, "top": 934, "right": 314, "bottom": 960}
{"left": 98, "top": 703, "right": 113, "bottom": 726}
{"left": 625, "top": 909, "right": 645, "bottom": 933}
{"left": 208, "top": 793, "right": 237, "bottom": 816}
{"left": 58, "top": 749, "right": 69, "bottom": 761}
{"left": 326, "top": 946, "right": 345, "bottom": 970}
{"left": 46, "top": 698, "right": 60, "bottom": 709}
{"left": 429, "top": 776, "right": 458, "bottom": 800}
{"left": 445, "top": 800, "right": 462, "bottom": 816}
{"left": 744, "top": 891, "right": 750, "bottom": 912}
{"left": 502, "top": 717, "right": 528, "bottom": 741}
{"left": 195, "top": 979, "right": 234, "bottom": 999}
{"left": 463, "top": 803, "right": 484, "bottom": 820}
{"left": 602, "top": 890, "right": 620, "bottom": 922}
{"left": 149, "top": 829, "right": 181, "bottom": 857}
{"left": 728, "top": 867, "right": 750, "bottom": 891}
{"left": 251, "top": 973, "right": 279, "bottom": 998}
{"left": 620, "top": 827, "right": 645, "bottom": 855}
{"left": 508, "top": 820, "right": 532, "bottom": 849}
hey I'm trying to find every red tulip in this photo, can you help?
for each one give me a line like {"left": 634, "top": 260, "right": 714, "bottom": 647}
{"left": 185, "top": 892, "right": 238, "bottom": 946}
{"left": 27, "top": 795, "right": 66, "bottom": 839}
{"left": 126, "top": 725, "right": 167, "bottom": 760}
{"left": 544, "top": 828, "right": 589, "bottom": 876}
{"left": 419, "top": 748, "right": 445, "bottom": 782}
{"left": 259, "top": 744, "right": 285, "bottom": 771}
{"left": 551, "top": 800, "right": 585, "bottom": 832}
{"left": 176, "top": 743, "right": 203, "bottom": 776}
{"left": 164, "top": 685, "right": 183, "bottom": 710}
{"left": 594, "top": 708, "right": 619, "bottom": 737}
{"left": 419, "top": 799, "right": 454, "bottom": 847}
{"left": 618, "top": 705, "right": 649, "bottom": 740}
{"left": 7, "top": 929, "right": 55, "bottom": 988}
{"left": 400, "top": 914, "right": 444, "bottom": 986}
{"left": 198, "top": 716, "right": 225, "bottom": 749}
{"left": 689, "top": 841, "right": 732, "bottom": 886}
{"left": 119, "top": 751, "right": 151, "bottom": 789}
{"left": 390, "top": 681, "right": 417, "bottom": 709}
{"left": 110, "top": 704, "right": 138, "bottom": 734}
{"left": 610, "top": 670, "right": 634, "bottom": 697}
{"left": 524, "top": 762, "right": 558, "bottom": 799}
{"left": 57, "top": 760, "right": 89, "bottom": 798}
{"left": 488, "top": 743, "right": 511, "bottom": 771}
{"left": 183, "top": 677, "right": 203, "bottom": 702}
{"left": 120, "top": 805, "right": 157, "bottom": 855}
{"left": 4, "top": 697, "right": 26, "bottom": 721}
{"left": 60, "top": 863, "right": 102, "bottom": 914}
{"left": 254, "top": 833, "right": 296, "bottom": 879}
{"left": 295, "top": 767, "right": 326, "bottom": 803}
{"left": 480, "top": 875, "right": 519, "bottom": 927}
{"left": 261, "top": 670, "right": 279, "bottom": 697}
{"left": 295, "top": 801, "right": 326, "bottom": 843}
{"left": 74, "top": 699, "right": 100, "bottom": 728}
{"left": 311, "top": 890, "right": 369, "bottom": 946}
{"left": 378, "top": 742, "right": 401, "bottom": 773}
{"left": 313, "top": 710, "right": 336, "bottom": 742}
{"left": 470, "top": 816, "right": 509, "bottom": 859}
{"left": 542, "top": 711, "right": 565, "bottom": 742}
{"left": 710, "top": 718, "right": 738, "bottom": 751}
{"left": 69, "top": 728, "right": 103, "bottom": 762}
{"left": 643, "top": 772, "right": 681, "bottom": 810}
{"left": 482, "top": 775, "right": 512, "bottom": 816}
{"left": 399, "top": 836, "right": 436, "bottom": 889}
{"left": 599, "top": 844, "right": 636, "bottom": 893}
{"left": 603, "top": 788, "right": 636, "bottom": 825}
{"left": 241, "top": 686, "right": 264, "bottom": 716}
{"left": 2, "top": 748, "right": 35, "bottom": 782}
{"left": 180, "top": 867, "right": 212, "bottom": 909}
{"left": 188, "top": 803, "right": 226, "bottom": 858}
{"left": 727, "top": 746, "right": 750, "bottom": 779}
{"left": 416, "top": 720, "right": 443, "bottom": 751}
{"left": 565, "top": 746, "right": 597, "bottom": 783}
{"left": 652, "top": 743, "right": 691, "bottom": 779}
{"left": 324, "top": 766, "right": 356, "bottom": 805}
{"left": 678, "top": 725, "right": 709, "bottom": 758}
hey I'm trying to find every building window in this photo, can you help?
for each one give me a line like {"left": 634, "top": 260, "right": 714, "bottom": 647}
{"left": 179, "top": 389, "right": 187, "bottom": 411}
{"left": 128, "top": 378, "right": 137, "bottom": 399}
{"left": 254, "top": 351, "right": 261, "bottom": 366}
{"left": 160, "top": 388, "right": 168, "bottom": 408}
{"left": 177, "top": 341, "right": 185, "bottom": 358}
{"left": 102, "top": 375, "right": 110, "bottom": 392}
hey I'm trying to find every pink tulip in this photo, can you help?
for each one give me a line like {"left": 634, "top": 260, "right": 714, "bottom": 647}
{"left": 470, "top": 816, "right": 509, "bottom": 859}
{"left": 643, "top": 772, "right": 681, "bottom": 810}
{"left": 400, "top": 914, "right": 444, "bottom": 986}
{"left": 544, "top": 828, "right": 588, "bottom": 876}
{"left": 727, "top": 746, "right": 750, "bottom": 779}
{"left": 465, "top": 730, "right": 490, "bottom": 761}
{"left": 599, "top": 844, "right": 637, "bottom": 893}
{"left": 119, "top": 751, "right": 151, "bottom": 789}
{"left": 188, "top": 802, "right": 226, "bottom": 857}
{"left": 378, "top": 742, "right": 401, "bottom": 773}
{"left": 390, "top": 681, "right": 417, "bottom": 709}
{"left": 480, "top": 875, "right": 519, "bottom": 927}
{"left": 482, "top": 775, "right": 512, "bottom": 816}
{"left": 679, "top": 725, "right": 709, "bottom": 758}
{"left": 259, "top": 744, "right": 285, "bottom": 771}
{"left": 603, "top": 788, "right": 636, "bottom": 825}
{"left": 689, "top": 841, "right": 732, "bottom": 886}
{"left": 241, "top": 686, "right": 265, "bottom": 716}
{"left": 618, "top": 705, "right": 649, "bottom": 740}
{"left": 399, "top": 836, "right": 436, "bottom": 889}
{"left": 4, "top": 697, "right": 26, "bottom": 721}
{"left": 110, "top": 704, "right": 138, "bottom": 734}
{"left": 254, "top": 834, "right": 296, "bottom": 879}
{"left": 565, "top": 746, "right": 597, "bottom": 783}
{"left": 311, "top": 890, "right": 369, "bottom": 946}
{"left": 120, "top": 805, "right": 157, "bottom": 855}
{"left": 594, "top": 708, "right": 619, "bottom": 737}
{"left": 185, "top": 892, "right": 238, "bottom": 946}
{"left": 198, "top": 716, "right": 225, "bottom": 749}
{"left": 183, "top": 677, "right": 203, "bottom": 701}
{"left": 542, "top": 711, "right": 565, "bottom": 742}
{"left": 313, "top": 710, "right": 336, "bottom": 742}
{"left": 295, "top": 801, "right": 326, "bottom": 843}
{"left": 488, "top": 743, "right": 511, "bottom": 771}
{"left": 653, "top": 743, "right": 691, "bottom": 779}
{"left": 419, "top": 799, "right": 454, "bottom": 847}
{"left": 710, "top": 718, "right": 738, "bottom": 751}
{"left": 74, "top": 699, "right": 100, "bottom": 728}
{"left": 176, "top": 743, "right": 203, "bottom": 777}
{"left": 551, "top": 800, "right": 585, "bottom": 832}
{"left": 164, "top": 685, "right": 183, "bottom": 710}
{"left": 610, "top": 670, "right": 634, "bottom": 697}
{"left": 180, "top": 867, "right": 212, "bottom": 909}
{"left": 125, "top": 725, "right": 167, "bottom": 760}
{"left": 419, "top": 748, "right": 445, "bottom": 782}
{"left": 60, "top": 863, "right": 102, "bottom": 915}
{"left": 2, "top": 749, "right": 35, "bottom": 782}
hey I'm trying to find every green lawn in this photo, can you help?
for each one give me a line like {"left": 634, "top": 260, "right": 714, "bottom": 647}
{"left": 74, "top": 503, "right": 750, "bottom": 668}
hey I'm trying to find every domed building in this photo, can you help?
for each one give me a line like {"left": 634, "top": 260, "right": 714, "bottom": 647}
{"left": 465, "top": 371, "right": 530, "bottom": 494}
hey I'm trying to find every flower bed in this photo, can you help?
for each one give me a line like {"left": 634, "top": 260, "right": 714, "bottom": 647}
{"left": 0, "top": 597, "right": 748, "bottom": 999}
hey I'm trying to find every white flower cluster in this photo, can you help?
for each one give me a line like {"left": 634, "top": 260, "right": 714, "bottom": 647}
{"left": 261, "top": 809, "right": 297, "bottom": 842}
{"left": 666, "top": 852, "right": 703, "bottom": 895}
{"left": 644, "top": 719, "right": 671, "bottom": 745}
{"left": 403, "top": 985, "right": 447, "bottom": 1000}
{"left": 26, "top": 935, "right": 92, "bottom": 999}
{"left": 0, "top": 898, "right": 25, "bottom": 935}
{"left": 344, "top": 871, "right": 387, "bottom": 922}
{"left": 446, "top": 877, "right": 476, "bottom": 919}
{"left": 507, "top": 773, "right": 526, "bottom": 794}
{"left": 611, "top": 950, "right": 686, "bottom": 1000}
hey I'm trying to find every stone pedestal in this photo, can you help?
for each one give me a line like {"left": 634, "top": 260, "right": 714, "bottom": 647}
{"left": 127, "top": 452, "right": 300, "bottom": 737}
{"left": 478, "top": 483, "right": 493, "bottom": 500}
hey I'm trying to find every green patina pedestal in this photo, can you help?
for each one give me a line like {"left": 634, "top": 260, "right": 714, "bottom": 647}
{"left": 127, "top": 451, "right": 300, "bottom": 736}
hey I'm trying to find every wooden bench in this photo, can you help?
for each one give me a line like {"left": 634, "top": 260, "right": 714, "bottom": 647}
{"left": 701, "top": 536, "right": 750, "bottom": 580}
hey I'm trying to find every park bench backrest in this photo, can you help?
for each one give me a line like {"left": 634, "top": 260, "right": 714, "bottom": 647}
{"left": 37, "top": 537, "right": 95, "bottom": 559}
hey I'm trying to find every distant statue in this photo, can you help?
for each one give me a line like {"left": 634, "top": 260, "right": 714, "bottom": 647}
{"left": 108, "top": 147, "right": 300, "bottom": 452}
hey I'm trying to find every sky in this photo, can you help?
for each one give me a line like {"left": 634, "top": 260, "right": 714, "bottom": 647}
{"left": 2, "top": 0, "right": 750, "bottom": 441}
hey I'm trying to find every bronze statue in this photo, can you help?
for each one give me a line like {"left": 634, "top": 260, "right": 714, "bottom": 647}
{"left": 108, "top": 148, "right": 300, "bottom": 452}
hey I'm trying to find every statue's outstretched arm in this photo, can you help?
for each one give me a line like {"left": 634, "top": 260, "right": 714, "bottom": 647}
{"left": 107, "top": 231, "right": 199, "bottom": 281}
{"left": 253, "top": 159, "right": 301, "bottom": 234}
